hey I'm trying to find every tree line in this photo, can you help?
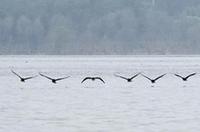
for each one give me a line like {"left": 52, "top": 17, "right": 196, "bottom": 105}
{"left": 0, "top": 0, "right": 200, "bottom": 54}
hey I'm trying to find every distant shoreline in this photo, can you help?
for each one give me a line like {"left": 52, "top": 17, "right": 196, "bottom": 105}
{"left": 0, "top": 55, "right": 200, "bottom": 58}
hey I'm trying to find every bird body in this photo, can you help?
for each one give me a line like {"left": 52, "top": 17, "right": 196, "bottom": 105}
{"left": 115, "top": 73, "right": 140, "bottom": 82}
{"left": 39, "top": 73, "right": 70, "bottom": 84}
{"left": 142, "top": 74, "right": 166, "bottom": 83}
{"left": 174, "top": 73, "right": 196, "bottom": 81}
{"left": 11, "top": 70, "right": 37, "bottom": 82}
{"left": 81, "top": 77, "right": 105, "bottom": 83}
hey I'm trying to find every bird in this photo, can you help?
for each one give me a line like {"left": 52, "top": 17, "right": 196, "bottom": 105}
{"left": 39, "top": 73, "right": 70, "bottom": 84}
{"left": 174, "top": 73, "right": 196, "bottom": 81}
{"left": 142, "top": 74, "right": 166, "bottom": 83}
{"left": 114, "top": 73, "right": 140, "bottom": 82}
{"left": 11, "top": 70, "right": 37, "bottom": 82}
{"left": 81, "top": 77, "right": 105, "bottom": 84}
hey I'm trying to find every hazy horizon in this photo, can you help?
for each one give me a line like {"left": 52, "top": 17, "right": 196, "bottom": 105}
{"left": 0, "top": 0, "right": 200, "bottom": 55}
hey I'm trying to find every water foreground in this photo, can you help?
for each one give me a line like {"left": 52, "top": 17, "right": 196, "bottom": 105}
{"left": 0, "top": 56, "right": 200, "bottom": 132}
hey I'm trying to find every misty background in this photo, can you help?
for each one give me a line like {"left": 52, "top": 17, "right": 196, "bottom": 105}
{"left": 0, "top": 0, "right": 200, "bottom": 55}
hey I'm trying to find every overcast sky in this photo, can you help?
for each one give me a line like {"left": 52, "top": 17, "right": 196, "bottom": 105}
{"left": 0, "top": 0, "right": 200, "bottom": 54}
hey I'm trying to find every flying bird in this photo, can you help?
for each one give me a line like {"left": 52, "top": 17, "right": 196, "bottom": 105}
{"left": 81, "top": 77, "right": 105, "bottom": 84}
{"left": 174, "top": 73, "right": 196, "bottom": 81}
{"left": 142, "top": 74, "right": 166, "bottom": 83}
{"left": 11, "top": 70, "right": 37, "bottom": 82}
{"left": 114, "top": 73, "right": 140, "bottom": 82}
{"left": 39, "top": 73, "right": 70, "bottom": 84}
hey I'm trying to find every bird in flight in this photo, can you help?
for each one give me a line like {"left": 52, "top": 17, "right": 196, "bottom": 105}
{"left": 174, "top": 73, "right": 196, "bottom": 81}
{"left": 39, "top": 73, "right": 70, "bottom": 84}
{"left": 11, "top": 70, "right": 37, "bottom": 82}
{"left": 142, "top": 74, "right": 166, "bottom": 83}
{"left": 81, "top": 77, "right": 105, "bottom": 84}
{"left": 114, "top": 73, "right": 140, "bottom": 82}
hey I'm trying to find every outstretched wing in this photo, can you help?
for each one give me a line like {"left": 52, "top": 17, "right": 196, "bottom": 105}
{"left": 11, "top": 70, "right": 22, "bottom": 79}
{"left": 154, "top": 74, "right": 166, "bottom": 81}
{"left": 55, "top": 76, "right": 70, "bottom": 81}
{"left": 39, "top": 73, "right": 53, "bottom": 80}
{"left": 142, "top": 74, "right": 152, "bottom": 81}
{"left": 174, "top": 74, "right": 184, "bottom": 79}
{"left": 130, "top": 73, "right": 141, "bottom": 80}
{"left": 81, "top": 77, "right": 91, "bottom": 83}
{"left": 114, "top": 74, "right": 128, "bottom": 80}
{"left": 24, "top": 75, "right": 38, "bottom": 81}
{"left": 95, "top": 77, "right": 105, "bottom": 84}
{"left": 186, "top": 73, "right": 196, "bottom": 79}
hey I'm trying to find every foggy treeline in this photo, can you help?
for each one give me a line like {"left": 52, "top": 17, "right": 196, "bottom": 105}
{"left": 0, "top": 0, "right": 200, "bottom": 55}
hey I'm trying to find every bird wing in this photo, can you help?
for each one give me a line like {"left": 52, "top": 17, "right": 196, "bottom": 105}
{"left": 24, "top": 75, "right": 38, "bottom": 80}
{"left": 185, "top": 73, "right": 196, "bottom": 79}
{"left": 174, "top": 74, "right": 184, "bottom": 79}
{"left": 11, "top": 70, "right": 22, "bottom": 79}
{"left": 81, "top": 77, "right": 91, "bottom": 83}
{"left": 39, "top": 73, "right": 53, "bottom": 80}
{"left": 95, "top": 77, "right": 105, "bottom": 83}
{"left": 130, "top": 73, "right": 140, "bottom": 80}
{"left": 154, "top": 74, "right": 166, "bottom": 81}
{"left": 142, "top": 74, "right": 152, "bottom": 81}
{"left": 55, "top": 76, "right": 70, "bottom": 81}
{"left": 114, "top": 74, "right": 128, "bottom": 80}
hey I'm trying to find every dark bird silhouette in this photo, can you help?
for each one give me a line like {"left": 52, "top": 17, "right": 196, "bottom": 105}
{"left": 81, "top": 77, "right": 105, "bottom": 84}
{"left": 142, "top": 74, "right": 166, "bottom": 83}
{"left": 174, "top": 73, "right": 196, "bottom": 81}
{"left": 11, "top": 70, "right": 37, "bottom": 82}
{"left": 39, "top": 73, "right": 70, "bottom": 84}
{"left": 114, "top": 73, "right": 140, "bottom": 82}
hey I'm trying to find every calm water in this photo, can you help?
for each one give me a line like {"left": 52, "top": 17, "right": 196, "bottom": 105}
{"left": 0, "top": 56, "right": 200, "bottom": 132}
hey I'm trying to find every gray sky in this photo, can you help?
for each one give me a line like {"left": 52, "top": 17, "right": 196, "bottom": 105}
{"left": 0, "top": 0, "right": 200, "bottom": 54}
